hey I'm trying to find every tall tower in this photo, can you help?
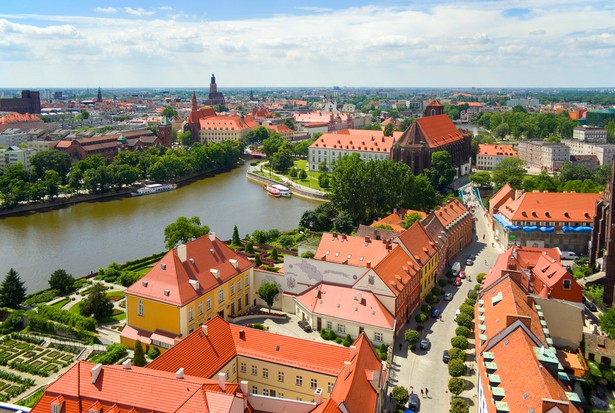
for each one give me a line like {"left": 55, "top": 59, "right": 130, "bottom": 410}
{"left": 158, "top": 116, "right": 173, "bottom": 148}
{"left": 96, "top": 87, "right": 102, "bottom": 103}
{"left": 210, "top": 74, "right": 217, "bottom": 95}
{"left": 424, "top": 100, "right": 444, "bottom": 117}
{"left": 191, "top": 90, "right": 197, "bottom": 112}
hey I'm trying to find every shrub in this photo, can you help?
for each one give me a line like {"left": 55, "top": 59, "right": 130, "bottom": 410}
{"left": 426, "top": 294, "right": 436, "bottom": 304}
{"left": 391, "top": 385, "right": 410, "bottom": 407}
{"left": 270, "top": 248, "right": 279, "bottom": 260}
{"left": 320, "top": 328, "right": 327, "bottom": 339}
{"left": 438, "top": 278, "right": 448, "bottom": 287}
{"left": 328, "top": 330, "right": 337, "bottom": 341}
{"left": 1, "top": 312, "right": 25, "bottom": 334}
{"left": 455, "top": 312, "right": 473, "bottom": 329}
{"left": 133, "top": 340, "right": 147, "bottom": 367}
{"left": 455, "top": 326, "right": 470, "bottom": 338}
{"left": 8, "top": 360, "right": 55, "bottom": 377}
{"left": 404, "top": 329, "right": 420, "bottom": 347}
{"left": 451, "top": 336, "right": 469, "bottom": 350}
{"left": 448, "top": 347, "right": 466, "bottom": 362}
{"left": 415, "top": 313, "right": 428, "bottom": 324}
{"left": 89, "top": 343, "right": 127, "bottom": 365}
{"left": 448, "top": 359, "right": 465, "bottom": 377}
{"left": 432, "top": 287, "right": 442, "bottom": 296}
{"left": 446, "top": 270, "right": 454, "bottom": 278}
{"left": 448, "top": 377, "right": 465, "bottom": 396}
{"left": 318, "top": 174, "right": 330, "bottom": 188}
{"left": 289, "top": 168, "right": 297, "bottom": 178}
{"left": 37, "top": 305, "right": 97, "bottom": 331}
{"left": 23, "top": 290, "right": 58, "bottom": 307}
{"left": 300, "top": 251, "right": 315, "bottom": 259}
{"left": 459, "top": 304, "right": 474, "bottom": 317}
{"left": 474, "top": 284, "right": 481, "bottom": 292}
{"left": 450, "top": 397, "right": 469, "bottom": 413}
{"left": 476, "top": 273, "right": 486, "bottom": 283}
{"left": 464, "top": 298, "right": 476, "bottom": 307}
{"left": 420, "top": 304, "right": 431, "bottom": 313}
{"left": 467, "top": 290, "right": 478, "bottom": 300}
{"left": 335, "top": 337, "right": 343, "bottom": 344}
{"left": 278, "top": 235, "right": 295, "bottom": 250}
{"left": 342, "top": 334, "right": 352, "bottom": 347}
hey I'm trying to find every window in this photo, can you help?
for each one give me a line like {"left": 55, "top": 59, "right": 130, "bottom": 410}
{"left": 245, "top": 275, "right": 249, "bottom": 286}
{"left": 251, "top": 386, "right": 258, "bottom": 394}
{"left": 279, "top": 393, "right": 285, "bottom": 398}
{"left": 198, "top": 301, "right": 204, "bottom": 315}
{"left": 296, "top": 376, "right": 303, "bottom": 386}
{"left": 218, "top": 289, "right": 225, "bottom": 303}
{"left": 151, "top": 339, "right": 171, "bottom": 349}
{"left": 374, "top": 332, "right": 383, "bottom": 342}
{"left": 327, "top": 382, "right": 334, "bottom": 393}
{"left": 206, "top": 297, "right": 212, "bottom": 310}
{"left": 263, "top": 389, "right": 269, "bottom": 396}
{"left": 278, "top": 372, "right": 284, "bottom": 382}
{"left": 246, "top": 293, "right": 249, "bottom": 308}
{"left": 337, "top": 324, "right": 346, "bottom": 334}
{"left": 137, "top": 300, "right": 144, "bottom": 316}
{"left": 189, "top": 307, "right": 194, "bottom": 321}
{"left": 230, "top": 283, "right": 235, "bottom": 295}
{"left": 252, "top": 366, "right": 257, "bottom": 376}
{"left": 310, "top": 379, "right": 318, "bottom": 389}
{"left": 240, "top": 363, "right": 246, "bottom": 373}
{"left": 563, "top": 279, "right": 572, "bottom": 289}
{"left": 238, "top": 279, "right": 242, "bottom": 291}
{"left": 326, "top": 321, "right": 332, "bottom": 330}
{"left": 238, "top": 297, "right": 242, "bottom": 311}
{"left": 262, "top": 368, "right": 269, "bottom": 379}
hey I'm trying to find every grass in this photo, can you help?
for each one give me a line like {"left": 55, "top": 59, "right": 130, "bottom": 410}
{"left": 68, "top": 302, "right": 82, "bottom": 315}
{"left": 263, "top": 159, "right": 329, "bottom": 192}
{"left": 50, "top": 298, "right": 71, "bottom": 309}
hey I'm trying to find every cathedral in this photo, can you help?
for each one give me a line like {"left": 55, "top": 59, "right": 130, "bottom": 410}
{"left": 205, "top": 74, "right": 226, "bottom": 106}
{"left": 391, "top": 100, "right": 472, "bottom": 177}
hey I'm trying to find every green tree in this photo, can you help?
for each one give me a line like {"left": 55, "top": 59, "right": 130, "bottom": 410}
{"left": 133, "top": 339, "right": 147, "bottom": 367}
{"left": 147, "top": 346, "right": 160, "bottom": 359}
{"left": 271, "top": 149, "right": 294, "bottom": 172}
{"left": 491, "top": 157, "right": 527, "bottom": 189}
{"left": 161, "top": 106, "right": 178, "bottom": 118}
{"left": 451, "top": 336, "right": 469, "bottom": 350}
{"left": 246, "top": 126, "right": 269, "bottom": 144}
{"left": 459, "top": 304, "right": 474, "bottom": 317}
{"left": 468, "top": 171, "right": 492, "bottom": 188}
{"left": 0, "top": 268, "right": 26, "bottom": 309}
{"left": 43, "top": 170, "right": 62, "bottom": 198}
{"left": 493, "top": 123, "right": 510, "bottom": 140}
{"left": 48, "top": 269, "right": 75, "bottom": 295}
{"left": 599, "top": 307, "right": 615, "bottom": 339}
{"left": 298, "top": 169, "right": 307, "bottom": 180}
{"left": 178, "top": 130, "right": 192, "bottom": 146}
{"left": 283, "top": 118, "right": 296, "bottom": 131}
{"left": 448, "top": 359, "right": 465, "bottom": 377}
{"left": 455, "top": 312, "right": 473, "bottom": 329}
{"left": 426, "top": 151, "right": 456, "bottom": 191}
{"left": 262, "top": 134, "right": 285, "bottom": 158}
{"left": 404, "top": 329, "right": 420, "bottom": 347}
{"left": 448, "top": 377, "right": 465, "bottom": 396}
{"left": 391, "top": 385, "right": 410, "bottom": 407}
{"left": 455, "top": 326, "right": 470, "bottom": 338}
{"left": 383, "top": 123, "right": 394, "bottom": 137}
{"left": 163, "top": 216, "right": 210, "bottom": 250}
{"left": 254, "top": 254, "right": 262, "bottom": 267}
{"left": 403, "top": 212, "right": 424, "bottom": 229}
{"left": 448, "top": 348, "right": 466, "bottom": 362}
{"left": 232, "top": 225, "right": 241, "bottom": 246}
{"left": 270, "top": 248, "right": 279, "bottom": 260}
{"left": 450, "top": 397, "right": 469, "bottom": 413}
{"left": 258, "top": 282, "right": 279, "bottom": 312}
{"left": 332, "top": 211, "right": 354, "bottom": 234}
{"left": 30, "top": 150, "right": 72, "bottom": 183}
{"left": 80, "top": 283, "right": 114, "bottom": 321}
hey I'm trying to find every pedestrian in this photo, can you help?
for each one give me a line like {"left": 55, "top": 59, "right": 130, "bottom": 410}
{"left": 439, "top": 314, "right": 443, "bottom": 321}
{"left": 399, "top": 343, "right": 402, "bottom": 351}
{"left": 483, "top": 234, "right": 485, "bottom": 240}
{"left": 485, "top": 259, "right": 487, "bottom": 265}
{"left": 420, "top": 389, "right": 424, "bottom": 397}
{"left": 389, "top": 392, "right": 392, "bottom": 401}
{"left": 425, "top": 388, "right": 429, "bottom": 398}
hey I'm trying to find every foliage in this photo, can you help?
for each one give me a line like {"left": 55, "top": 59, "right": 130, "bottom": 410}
{"left": 455, "top": 326, "right": 470, "bottom": 338}
{"left": 16, "top": 387, "right": 45, "bottom": 407}
{"left": 468, "top": 171, "right": 492, "bottom": 188}
{"left": 451, "top": 336, "right": 469, "bottom": 350}
{"left": 80, "top": 283, "right": 114, "bottom": 321}
{"left": 448, "top": 359, "right": 465, "bottom": 377}
{"left": 342, "top": 333, "right": 352, "bottom": 347}
{"left": 467, "top": 290, "right": 478, "bottom": 300}
{"left": 133, "top": 339, "right": 147, "bottom": 367}
{"left": 455, "top": 312, "right": 473, "bottom": 329}
{"left": 474, "top": 110, "right": 578, "bottom": 140}
{"left": 38, "top": 305, "right": 96, "bottom": 331}
{"left": 426, "top": 151, "right": 456, "bottom": 191}
{"left": 300, "top": 251, "right": 315, "bottom": 259}
{"left": 89, "top": 343, "right": 127, "bottom": 365}
{"left": 438, "top": 278, "right": 448, "bottom": 287}
{"left": 161, "top": 106, "right": 178, "bottom": 118}
{"left": 164, "top": 216, "right": 210, "bottom": 250}
{"left": 403, "top": 211, "right": 424, "bottom": 229}
{"left": 48, "top": 269, "right": 75, "bottom": 295}
{"left": 464, "top": 298, "right": 476, "bottom": 307}
{"left": 432, "top": 286, "right": 442, "bottom": 296}
{"left": 448, "top": 347, "right": 466, "bottom": 362}
{"left": 270, "top": 248, "right": 279, "bottom": 260}
{"left": 459, "top": 304, "right": 474, "bottom": 317}
{"left": 332, "top": 210, "right": 354, "bottom": 234}
{"left": 0, "top": 311, "right": 25, "bottom": 334}
{"left": 231, "top": 225, "right": 241, "bottom": 246}
{"left": 404, "top": 329, "right": 420, "bottom": 347}
{"left": 254, "top": 254, "right": 262, "bottom": 267}
{"left": 421, "top": 304, "right": 431, "bottom": 313}
{"left": 450, "top": 397, "right": 469, "bottom": 413}
{"left": 0, "top": 268, "right": 26, "bottom": 309}
{"left": 299, "top": 202, "right": 338, "bottom": 232}
{"left": 585, "top": 284, "right": 604, "bottom": 311}
{"left": 448, "top": 377, "right": 465, "bottom": 396}
{"left": 391, "top": 385, "right": 410, "bottom": 407}
{"left": 425, "top": 293, "right": 436, "bottom": 304}
{"left": 262, "top": 134, "right": 285, "bottom": 158}
{"left": 415, "top": 313, "right": 428, "bottom": 324}
{"left": 258, "top": 282, "right": 280, "bottom": 312}
{"left": 491, "top": 158, "right": 527, "bottom": 190}
{"left": 476, "top": 273, "right": 486, "bottom": 283}
{"left": 599, "top": 307, "right": 615, "bottom": 339}
{"left": 318, "top": 173, "right": 331, "bottom": 188}
{"left": 23, "top": 290, "right": 58, "bottom": 307}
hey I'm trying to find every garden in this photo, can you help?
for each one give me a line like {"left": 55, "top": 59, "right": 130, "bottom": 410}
{"left": 0, "top": 335, "right": 75, "bottom": 378}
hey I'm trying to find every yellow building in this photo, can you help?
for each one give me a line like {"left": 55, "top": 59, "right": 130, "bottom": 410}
{"left": 120, "top": 233, "right": 253, "bottom": 350}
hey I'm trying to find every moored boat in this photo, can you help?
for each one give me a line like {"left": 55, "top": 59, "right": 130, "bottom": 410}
{"left": 131, "top": 183, "right": 177, "bottom": 196}
{"left": 263, "top": 183, "right": 291, "bottom": 198}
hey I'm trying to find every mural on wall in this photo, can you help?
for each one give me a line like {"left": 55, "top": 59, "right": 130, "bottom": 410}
{"left": 283, "top": 256, "right": 366, "bottom": 294}
{"left": 354, "top": 269, "right": 395, "bottom": 296}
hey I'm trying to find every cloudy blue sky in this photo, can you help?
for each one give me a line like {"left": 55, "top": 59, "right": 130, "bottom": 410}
{"left": 1, "top": 0, "right": 614, "bottom": 88}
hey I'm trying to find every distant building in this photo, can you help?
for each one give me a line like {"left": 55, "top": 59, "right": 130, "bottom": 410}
{"left": 586, "top": 109, "right": 615, "bottom": 127}
{"left": 0, "top": 146, "right": 35, "bottom": 171}
{"left": 197, "top": 115, "right": 259, "bottom": 143}
{"left": 572, "top": 126, "right": 607, "bottom": 143}
{"left": 476, "top": 144, "right": 518, "bottom": 170}
{"left": 507, "top": 97, "right": 539, "bottom": 108}
{"left": 562, "top": 127, "right": 614, "bottom": 166}
{"left": 157, "top": 116, "right": 173, "bottom": 147}
{"left": 0, "top": 128, "right": 28, "bottom": 147}
{"left": 205, "top": 74, "right": 226, "bottom": 106}
{"left": 184, "top": 91, "right": 217, "bottom": 144}
{"left": 96, "top": 87, "right": 103, "bottom": 103}
{"left": 570, "top": 155, "right": 599, "bottom": 171}
{"left": 0, "top": 112, "right": 45, "bottom": 133}
{"left": 0, "top": 90, "right": 41, "bottom": 115}
{"left": 517, "top": 140, "right": 570, "bottom": 171}
{"left": 55, "top": 129, "right": 158, "bottom": 161}
{"left": 391, "top": 100, "right": 472, "bottom": 176}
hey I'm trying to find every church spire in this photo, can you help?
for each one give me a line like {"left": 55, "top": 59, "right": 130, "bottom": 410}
{"left": 191, "top": 90, "right": 197, "bottom": 111}
{"left": 96, "top": 87, "right": 102, "bottom": 103}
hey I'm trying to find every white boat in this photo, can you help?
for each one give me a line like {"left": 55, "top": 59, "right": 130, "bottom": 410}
{"left": 271, "top": 184, "right": 292, "bottom": 198}
{"left": 131, "top": 183, "right": 177, "bottom": 196}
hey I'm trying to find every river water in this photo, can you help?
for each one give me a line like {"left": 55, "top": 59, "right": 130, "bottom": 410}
{"left": 0, "top": 163, "right": 321, "bottom": 292}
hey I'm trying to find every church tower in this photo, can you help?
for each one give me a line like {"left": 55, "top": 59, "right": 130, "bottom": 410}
{"left": 191, "top": 90, "right": 198, "bottom": 112}
{"left": 210, "top": 74, "right": 217, "bottom": 95}
{"left": 424, "top": 100, "right": 444, "bottom": 117}
{"left": 96, "top": 87, "right": 102, "bottom": 103}
{"left": 158, "top": 116, "right": 173, "bottom": 148}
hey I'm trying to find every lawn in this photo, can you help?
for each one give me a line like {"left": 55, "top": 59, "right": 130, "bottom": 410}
{"left": 50, "top": 298, "right": 71, "bottom": 309}
{"left": 263, "top": 159, "right": 329, "bottom": 192}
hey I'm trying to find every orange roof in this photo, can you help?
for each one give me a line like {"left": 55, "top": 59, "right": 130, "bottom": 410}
{"left": 395, "top": 222, "right": 437, "bottom": 265}
{"left": 265, "top": 124, "right": 293, "bottom": 134}
{"left": 457, "top": 101, "right": 483, "bottom": 107}
{"left": 187, "top": 107, "right": 217, "bottom": 124}
{"left": 498, "top": 191, "right": 600, "bottom": 223}
{"left": 31, "top": 360, "right": 245, "bottom": 413}
{"left": 294, "top": 112, "right": 350, "bottom": 123}
{"left": 477, "top": 144, "right": 517, "bottom": 157}
{"left": 310, "top": 129, "right": 400, "bottom": 153}
{"left": 489, "top": 184, "right": 515, "bottom": 214}
{"left": 434, "top": 199, "right": 470, "bottom": 229}
{"left": 124, "top": 234, "right": 253, "bottom": 307}
{"left": 370, "top": 209, "right": 426, "bottom": 233}
{"left": 314, "top": 233, "right": 395, "bottom": 268}
{"left": 199, "top": 115, "right": 258, "bottom": 131}
{"left": 0, "top": 112, "right": 43, "bottom": 124}
{"left": 372, "top": 245, "right": 419, "bottom": 296}
{"left": 397, "top": 114, "right": 467, "bottom": 149}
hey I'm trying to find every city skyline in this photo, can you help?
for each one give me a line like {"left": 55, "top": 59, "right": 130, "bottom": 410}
{"left": 1, "top": 0, "right": 614, "bottom": 89}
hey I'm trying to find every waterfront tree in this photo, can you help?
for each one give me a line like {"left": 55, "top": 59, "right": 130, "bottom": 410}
{"left": 48, "top": 269, "right": 75, "bottom": 295}
{"left": 246, "top": 126, "right": 269, "bottom": 145}
{"left": 0, "top": 268, "right": 26, "bottom": 309}
{"left": 262, "top": 134, "right": 285, "bottom": 158}
{"left": 30, "top": 150, "right": 72, "bottom": 183}
{"left": 258, "top": 282, "right": 279, "bottom": 313}
{"left": 178, "top": 130, "right": 192, "bottom": 146}
{"left": 164, "top": 216, "right": 210, "bottom": 250}
{"left": 80, "top": 283, "right": 114, "bottom": 321}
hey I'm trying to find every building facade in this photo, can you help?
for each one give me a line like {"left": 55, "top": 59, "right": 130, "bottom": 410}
{"left": 476, "top": 144, "right": 517, "bottom": 170}
{"left": 0, "top": 146, "right": 35, "bottom": 171}
{"left": 0, "top": 90, "right": 41, "bottom": 114}
{"left": 562, "top": 138, "right": 615, "bottom": 166}
{"left": 434, "top": 199, "right": 473, "bottom": 262}
{"left": 205, "top": 74, "right": 226, "bottom": 106}
{"left": 572, "top": 126, "right": 607, "bottom": 143}
{"left": 517, "top": 140, "right": 570, "bottom": 171}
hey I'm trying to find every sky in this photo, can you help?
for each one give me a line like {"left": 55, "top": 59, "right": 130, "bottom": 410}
{"left": 0, "top": 0, "right": 614, "bottom": 88}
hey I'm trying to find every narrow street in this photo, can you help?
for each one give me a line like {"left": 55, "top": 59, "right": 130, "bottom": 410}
{"left": 385, "top": 184, "right": 503, "bottom": 412}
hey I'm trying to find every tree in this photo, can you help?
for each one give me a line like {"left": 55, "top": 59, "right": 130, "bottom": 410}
{"left": 0, "top": 268, "right": 26, "bottom": 309}
{"left": 403, "top": 212, "right": 424, "bottom": 229}
{"left": 332, "top": 211, "right": 354, "bottom": 234}
{"left": 298, "top": 169, "right": 307, "bottom": 180}
{"left": 133, "top": 339, "right": 147, "bottom": 367}
{"left": 258, "top": 282, "right": 279, "bottom": 312}
{"left": 459, "top": 304, "right": 474, "bottom": 317}
{"left": 262, "top": 134, "right": 285, "bottom": 158}
{"left": 391, "top": 385, "right": 409, "bottom": 407}
{"left": 283, "top": 118, "right": 296, "bottom": 131}
{"left": 451, "top": 336, "right": 469, "bottom": 350}
{"left": 448, "top": 377, "right": 465, "bottom": 396}
{"left": 468, "top": 171, "right": 492, "bottom": 188}
{"left": 491, "top": 157, "right": 527, "bottom": 189}
{"left": 455, "top": 326, "right": 470, "bottom": 338}
{"left": 448, "top": 358, "right": 465, "bottom": 377}
{"left": 599, "top": 307, "right": 615, "bottom": 339}
{"left": 448, "top": 347, "right": 466, "bottom": 362}
{"left": 383, "top": 123, "right": 394, "bottom": 137}
{"left": 404, "top": 329, "right": 420, "bottom": 348}
{"left": 254, "top": 254, "right": 262, "bottom": 267}
{"left": 450, "top": 397, "right": 469, "bottom": 413}
{"left": 270, "top": 248, "right": 279, "bottom": 260}
{"left": 455, "top": 312, "right": 473, "bottom": 329}
{"left": 232, "top": 225, "right": 241, "bottom": 246}
{"left": 426, "top": 151, "right": 456, "bottom": 191}
{"left": 178, "top": 130, "right": 192, "bottom": 146}
{"left": 246, "top": 126, "right": 269, "bottom": 144}
{"left": 271, "top": 149, "right": 294, "bottom": 172}
{"left": 48, "top": 269, "right": 75, "bottom": 295}
{"left": 80, "top": 283, "right": 114, "bottom": 321}
{"left": 163, "top": 216, "right": 210, "bottom": 250}
{"left": 30, "top": 150, "right": 72, "bottom": 182}
{"left": 161, "top": 106, "right": 178, "bottom": 118}
{"left": 147, "top": 346, "right": 161, "bottom": 359}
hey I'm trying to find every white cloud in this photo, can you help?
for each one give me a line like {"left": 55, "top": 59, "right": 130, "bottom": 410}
{"left": 530, "top": 29, "right": 546, "bottom": 35}
{"left": 158, "top": 6, "right": 174, "bottom": 11}
{"left": 94, "top": 7, "right": 117, "bottom": 14}
{"left": 0, "top": 19, "right": 82, "bottom": 38}
{"left": 124, "top": 7, "right": 155, "bottom": 17}
{"left": 294, "top": 6, "right": 333, "bottom": 13}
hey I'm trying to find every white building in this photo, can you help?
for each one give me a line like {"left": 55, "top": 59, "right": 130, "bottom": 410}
{"left": 0, "top": 128, "right": 28, "bottom": 147}
{"left": 562, "top": 139, "right": 615, "bottom": 166}
{"left": 476, "top": 144, "right": 518, "bottom": 170}
{"left": 517, "top": 140, "right": 570, "bottom": 171}
{"left": 572, "top": 126, "right": 607, "bottom": 143}
{"left": 0, "top": 146, "right": 35, "bottom": 171}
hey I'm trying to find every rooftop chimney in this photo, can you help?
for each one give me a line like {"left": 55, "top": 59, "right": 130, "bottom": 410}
{"left": 229, "top": 259, "right": 239, "bottom": 269}
{"left": 343, "top": 361, "right": 352, "bottom": 378}
{"left": 366, "top": 260, "right": 371, "bottom": 269}
{"left": 239, "top": 329, "right": 245, "bottom": 340}
{"left": 240, "top": 380, "right": 249, "bottom": 394}
{"left": 161, "top": 263, "right": 166, "bottom": 270}
{"left": 91, "top": 363, "right": 103, "bottom": 383}
{"left": 218, "top": 372, "right": 226, "bottom": 391}
{"left": 177, "top": 244, "right": 187, "bottom": 262}
{"left": 209, "top": 232, "right": 216, "bottom": 242}
{"left": 202, "top": 324, "right": 208, "bottom": 336}
{"left": 314, "top": 388, "right": 323, "bottom": 404}
{"left": 176, "top": 368, "right": 184, "bottom": 379}
{"left": 122, "top": 359, "right": 131, "bottom": 370}
{"left": 349, "top": 345, "right": 356, "bottom": 360}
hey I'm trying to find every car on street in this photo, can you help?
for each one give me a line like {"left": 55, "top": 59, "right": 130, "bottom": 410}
{"left": 409, "top": 393, "right": 420, "bottom": 410}
{"left": 585, "top": 301, "right": 598, "bottom": 312}
{"left": 420, "top": 338, "right": 431, "bottom": 350}
{"left": 431, "top": 308, "right": 440, "bottom": 318}
{"left": 444, "top": 292, "right": 453, "bottom": 301}
{"left": 454, "top": 277, "right": 462, "bottom": 287}
{"left": 459, "top": 270, "right": 466, "bottom": 279}
{"left": 298, "top": 320, "right": 312, "bottom": 332}
{"left": 442, "top": 350, "right": 450, "bottom": 363}
{"left": 466, "top": 258, "right": 474, "bottom": 266}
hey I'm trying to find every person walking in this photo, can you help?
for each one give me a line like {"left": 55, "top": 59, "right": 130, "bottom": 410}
{"left": 425, "top": 388, "right": 429, "bottom": 398}
{"left": 420, "top": 389, "right": 424, "bottom": 398}
{"left": 399, "top": 343, "right": 402, "bottom": 351}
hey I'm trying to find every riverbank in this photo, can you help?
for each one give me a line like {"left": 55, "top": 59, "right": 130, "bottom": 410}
{"left": 245, "top": 161, "right": 327, "bottom": 202}
{"left": 0, "top": 164, "right": 238, "bottom": 219}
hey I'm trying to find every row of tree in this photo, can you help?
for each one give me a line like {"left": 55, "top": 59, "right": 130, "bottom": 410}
{"left": 473, "top": 108, "right": 579, "bottom": 140}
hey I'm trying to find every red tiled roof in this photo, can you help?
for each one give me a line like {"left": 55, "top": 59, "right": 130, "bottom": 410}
{"left": 489, "top": 184, "right": 515, "bottom": 213}
{"left": 477, "top": 144, "right": 517, "bottom": 157}
{"left": 415, "top": 114, "right": 465, "bottom": 147}
{"left": 315, "top": 233, "right": 395, "bottom": 268}
{"left": 124, "top": 234, "right": 253, "bottom": 307}
{"left": 371, "top": 209, "right": 426, "bottom": 232}
{"left": 187, "top": 107, "right": 216, "bottom": 124}
{"left": 372, "top": 242, "right": 419, "bottom": 296}
{"left": 435, "top": 199, "right": 470, "bottom": 229}
{"left": 310, "top": 129, "right": 400, "bottom": 153}
{"left": 395, "top": 222, "right": 437, "bottom": 265}
{"left": 499, "top": 191, "right": 600, "bottom": 223}
{"left": 199, "top": 115, "right": 258, "bottom": 131}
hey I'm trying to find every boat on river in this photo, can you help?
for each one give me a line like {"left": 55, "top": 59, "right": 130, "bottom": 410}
{"left": 131, "top": 183, "right": 177, "bottom": 196}
{"left": 263, "top": 183, "right": 291, "bottom": 198}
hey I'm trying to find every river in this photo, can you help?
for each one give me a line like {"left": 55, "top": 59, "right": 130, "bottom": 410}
{"left": 0, "top": 163, "right": 321, "bottom": 292}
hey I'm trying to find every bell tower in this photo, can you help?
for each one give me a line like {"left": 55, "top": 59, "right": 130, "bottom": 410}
{"left": 210, "top": 74, "right": 217, "bottom": 95}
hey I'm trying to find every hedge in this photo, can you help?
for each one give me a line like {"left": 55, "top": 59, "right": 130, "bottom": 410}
{"left": 38, "top": 305, "right": 97, "bottom": 331}
{"left": 89, "top": 344, "right": 127, "bottom": 365}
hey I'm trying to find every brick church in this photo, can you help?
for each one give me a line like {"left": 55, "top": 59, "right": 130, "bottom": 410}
{"left": 205, "top": 74, "right": 226, "bottom": 106}
{"left": 392, "top": 100, "right": 472, "bottom": 177}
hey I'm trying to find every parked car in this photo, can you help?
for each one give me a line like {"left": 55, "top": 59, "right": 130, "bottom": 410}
{"left": 442, "top": 350, "right": 451, "bottom": 363}
{"left": 451, "top": 261, "right": 461, "bottom": 276}
{"left": 298, "top": 320, "right": 311, "bottom": 331}
{"left": 454, "top": 277, "right": 462, "bottom": 287}
{"left": 469, "top": 254, "right": 477, "bottom": 261}
{"left": 409, "top": 393, "right": 420, "bottom": 410}
{"left": 431, "top": 308, "right": 440, "bottom": 318}
{"left": 420, "top": 338, "right": 431, "bottom": 350}
{"left": 466, "top": 259, "right": 474, "bottom": 266}
{"left": 444, "top": 292, "right": 453, "bottom": 301}
{"left": 454, "top": 309, "right": 460, "bottom": 321}
{"left": 459, "top": 270, "right": 466, "bottom": 279}
{"left": 585, "top": 301, "right": 598, "bottom": 312}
